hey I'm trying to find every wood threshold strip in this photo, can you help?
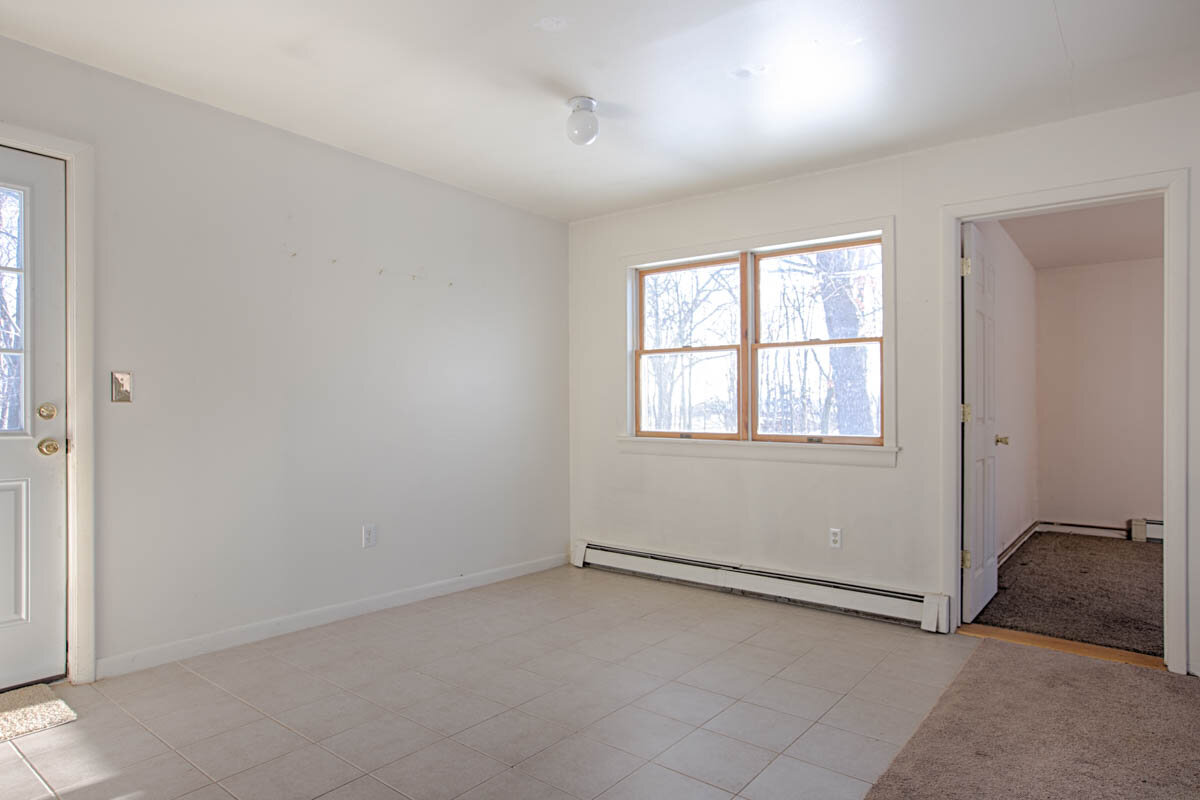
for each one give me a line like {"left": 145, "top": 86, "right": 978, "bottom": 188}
{"left": 956, "top": 624, "right": 1166, "bottom": 671}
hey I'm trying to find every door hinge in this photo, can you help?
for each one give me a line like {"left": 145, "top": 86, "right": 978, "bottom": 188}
{"left": 961, "top": 550, "right": 972, "bottom": 569}
{"left": 961, "top": 256, "right": 972, "bottom": 276}
{"left": 961, "top": 403, "right": 972, "bottom": 423}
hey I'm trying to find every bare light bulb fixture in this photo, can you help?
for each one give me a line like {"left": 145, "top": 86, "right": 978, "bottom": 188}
{"left": 566, "top": 96, "right": 598, "bottom": 145}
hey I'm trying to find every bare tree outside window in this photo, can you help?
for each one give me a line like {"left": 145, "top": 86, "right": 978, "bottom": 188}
{"left": 638, "top": 260, "right": 741, "bottom": 436}
{"left": 755, "top": 242, "right": 882, "bottom": 439}
{"left": 634, "top": 235, "right": 884, "bottom": 444}
{"left": 0, "top": 187, "right": 24, "bottom": 432}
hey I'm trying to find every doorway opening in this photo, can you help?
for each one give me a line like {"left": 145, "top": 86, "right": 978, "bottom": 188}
{"left": 959, "top": 196, "right": 1166, "bottom": 661}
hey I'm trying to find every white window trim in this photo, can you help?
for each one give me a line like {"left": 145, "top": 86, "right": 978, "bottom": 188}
{"left": 622, "top": 216, "right": 897, "bottom": 466}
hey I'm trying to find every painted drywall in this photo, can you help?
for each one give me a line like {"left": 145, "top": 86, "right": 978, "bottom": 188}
{"left": 1037, "top": 258, "right": 1163, "bottom": 527}
{"left": 569, "top": 89, "right": 1200, "bottom": 673}
{"left": 0, "top": 37, "right": 568, "bottom": 669}
{"left": 976, "top": 222, "right": 1039, "bottom": 553}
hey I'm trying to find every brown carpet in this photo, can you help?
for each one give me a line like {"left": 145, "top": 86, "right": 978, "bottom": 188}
{"left": 866, "top": 640, "right": 1200, "bottom": 800}
{"left": 975, "top": 532, "right": 1162, "bottom": 656}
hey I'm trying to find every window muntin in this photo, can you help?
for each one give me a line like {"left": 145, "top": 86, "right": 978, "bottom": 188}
{"left": 635, "top": 236, "right": 884, "bottom": 445}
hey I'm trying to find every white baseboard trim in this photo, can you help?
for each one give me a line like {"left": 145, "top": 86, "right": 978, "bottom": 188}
{"left": 95, "top": 552, "right": 567, "bottom": 679}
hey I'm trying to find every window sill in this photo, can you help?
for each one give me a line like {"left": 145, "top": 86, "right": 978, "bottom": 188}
{"left": 616, "top": 435, "right": 899, "bottom": 467}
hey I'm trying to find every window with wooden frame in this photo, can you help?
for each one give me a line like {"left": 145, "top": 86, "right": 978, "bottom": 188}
{"left": 635, "top": 234, "right": 884, "bottom": 445}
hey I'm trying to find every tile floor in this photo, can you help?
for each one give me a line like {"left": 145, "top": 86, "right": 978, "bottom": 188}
{"left": 1, "top": 566, "right": 979, "bottom": 800}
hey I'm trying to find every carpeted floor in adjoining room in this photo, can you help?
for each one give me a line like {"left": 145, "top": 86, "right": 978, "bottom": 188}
{"left": 975, "top": 531, "right": 1162, "bottom": 656}
{"left": 866, "top": 638, "right": 1200, "bottom": 800}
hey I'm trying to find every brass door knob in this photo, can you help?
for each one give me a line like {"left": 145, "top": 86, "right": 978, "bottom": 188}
{"left": 37, "top": 438, "right": 61, "bottom": 456}
{"left": 37, "top": 402, "right": 57, "bottom": 420}
{"left": 995, "top": 435, "right": 1010, "bottom": 446}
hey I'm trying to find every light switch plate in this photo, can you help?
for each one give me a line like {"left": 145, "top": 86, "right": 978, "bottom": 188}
{"left": 111, "top": 371, "right": 132, "bottom": 402}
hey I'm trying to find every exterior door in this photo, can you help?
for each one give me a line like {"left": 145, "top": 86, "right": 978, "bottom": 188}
{"left": 962, "top": 222, "right": 998, "bottom": 622}
{"left": 0, "top": 145, "right": 67, "bottom": 690}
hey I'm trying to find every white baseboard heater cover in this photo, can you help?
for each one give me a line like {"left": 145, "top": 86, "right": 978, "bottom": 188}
{"left": 574, "top": 542, "right": 949, "bottom": 633}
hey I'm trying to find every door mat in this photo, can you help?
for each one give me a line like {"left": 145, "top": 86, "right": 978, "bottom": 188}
{"left": 0, "top": 683, "right": 76, "bottom": 742}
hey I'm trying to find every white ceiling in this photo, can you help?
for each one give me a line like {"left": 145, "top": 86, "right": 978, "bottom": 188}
{"left": 2, "top": 1, "right": 1200, "bottom": 220}
{"left": 1000, "top": 197, "right": 1163, "bottom": 269}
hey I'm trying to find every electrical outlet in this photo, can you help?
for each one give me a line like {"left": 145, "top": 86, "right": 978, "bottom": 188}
{"left": 362, "top": 523, "right": 378, "bottom": 548}
{"left": 829, "top": 528, "right": 842, "bottom": 549}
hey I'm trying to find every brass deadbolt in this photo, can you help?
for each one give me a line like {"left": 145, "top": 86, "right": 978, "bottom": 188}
{"left": 36, "top": 438, "right": 60, "bottom": 456}
{"left": 37, "top": 402, "right": 57, "bottom": 420}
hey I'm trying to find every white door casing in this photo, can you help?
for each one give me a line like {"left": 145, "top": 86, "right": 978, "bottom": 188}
{"left": 961, "top": 222, "right": 999, "bottom": 623}
{"left": 0, "top": 145, "right": 67, "bottom": 689}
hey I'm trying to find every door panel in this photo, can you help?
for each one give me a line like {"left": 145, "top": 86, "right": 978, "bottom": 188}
{"left": 962, "top": 222, "right": 999, "bottom": 622}
{"left": 0, "top": 145, "right": 67, "bottom": 690}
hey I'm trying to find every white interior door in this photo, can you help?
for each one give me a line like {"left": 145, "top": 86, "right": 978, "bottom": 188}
{"left": 0, "top": 145, "right": 67, "bottom": 690}
{"left": 962, "top": 222, "right": 998, "bottom": 622}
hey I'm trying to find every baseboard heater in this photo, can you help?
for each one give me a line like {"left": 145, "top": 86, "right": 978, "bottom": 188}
{"left": 571, "top": 542, "right": 949, "bottom": 633}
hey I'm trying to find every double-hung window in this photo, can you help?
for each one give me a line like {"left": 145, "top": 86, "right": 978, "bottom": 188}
{"left": 635, "top": 234, "right": 885, "bottom": 446}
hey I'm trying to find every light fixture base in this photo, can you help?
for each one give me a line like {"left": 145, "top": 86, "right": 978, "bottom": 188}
{"left": 567, "top": 96, "right": 597, "bottom": 113}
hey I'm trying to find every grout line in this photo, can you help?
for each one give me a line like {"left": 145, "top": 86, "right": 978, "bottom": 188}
{"left": 9, "top": 740, "right": 59, "bottom": 799}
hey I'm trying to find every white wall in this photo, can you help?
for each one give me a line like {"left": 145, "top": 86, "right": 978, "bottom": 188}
{"left": 976, "top": 222, "right": 1039, "bottom": 554}
{"left": 569, "top": 89, "right": 1200, "bottom": 673}
{"left": 1037, "top": 258, "right": 1164, "bottom": 527}
{"left": 0, "top": 37, "right": 568, "bottom": 672}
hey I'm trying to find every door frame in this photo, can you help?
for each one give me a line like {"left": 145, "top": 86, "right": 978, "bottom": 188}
{"left": 942, "top": 169, "right": 1189, "bottom": 675}
{"left": 0, "top": 123, "right": 95, "bottom": 684}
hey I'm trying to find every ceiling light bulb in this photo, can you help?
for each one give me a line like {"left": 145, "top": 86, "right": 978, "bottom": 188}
{"left": 566, "top": 96, "right": 598, "bottom": 146}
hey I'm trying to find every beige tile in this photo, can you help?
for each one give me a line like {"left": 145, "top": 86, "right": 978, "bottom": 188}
{"left": 141, "top": 695, "right": 264, "bottom": 748}
{"left": 119, "top": 678, "right": 230, "bottom": 721}
{"left": 785, "top": 723, "right": 900, "bottom": 783}
{"left": 456, "top": 769, "right": 575, "bottom": 800}
{"left": 869, "top": 653, "right": 965, "bottom": 689}
{"left": 465, "top": 667, "right": 561, "bottom": 706}
{"left": 55, "top": 751, "right": 209, "bottom": 800}
{"left": 306, "top": 652, "right": 407, "bottom": 691}
{"left": 811, "top": 640, "right": 893, "bottom": 671}
{"left": 179, "top": 786, "right": 236, "bottom": 800}
{"left": 94, "top": 663, "right": 194, "bottom": 701}
{"left": 416, "top": 651, "right": 505, "bottom": 687}
{"left": 677, "top": 661, "right": 769, "bottom": 698}
{"left": 308, "top": 775, "right": 403, "bottom": 800}
{"left": 597, "top": 763, "right": 732, "bottom": 800}
{"left": 319, "top": 716, "right": 442, "bottom": 772}
{"left": 518, "top": 735, "right": 643, "bottom": 799}
{"left": 569, "top": 632, "right": 651, "bottom": 662}
{"left": 658, "top": 632, "right": 734, "bottom": 659}
{"left": 181, "top": 643, "right": 267, "bottom": 676}
{"left": 703, "top": 701, "right": 813, "bottom": 752}
{"left": 520, "top": 649, "right": 609, "bottom": 682}
{"left": 49, "top": 682, "right": 110, "bottom": 713}
{"left": 654, "top": 729, "right": 773, "bottom": 794}
{"left": 691, "top": 617, "right": 766, "bottom": 643}
{"left": 230, "top": 671, "right": 342, "bottom": 716}
{"left": 0, "top": 742, "right": 51, "bottom": 800}
{"left": 219, "top": 744, "right": 360, "bottom": 800}
{"left": 744, "top": 678, "right": 842, "bottom": 720}
{"left": 740, "top": 754, "right": 870, "bottom": 800}
{"left": 850, "top": 671, "right": 945, "bottom": 715}
{"left": 179, "top": 719, "right": 308, "bottom": 781}
{"left": 819, "top": 696, "right": 923, "bottom": 746}
{"left": 618, "top": 646, "right": 707, "bottom": 679}
{"left": 579, "top": 664, "right": 665, "bottom": 705}
{"left": 454, "top": 710, "right": 571, "bottom": 765}
{"left": 744, "top": 628, "right": 820, "bottom": 657}
{"left": 372, "top": 739, "right": 506, "bottom": 800}
{"left": 19, "top": 712, "right": 171, "bottom": 790}
{"left": 350, "top": 671, "right": 453, "bottom": 712}
{"left": 400, "top": 690, "right": 507, "bottom": 736}
{"left": 632, "top": 682, "right": 735, "bottom": 726}
{"left": 581, "top": 706, "right": 694, "bottom": 759}
{"left": 517, "top": 684, "right": 628, "bottom": 730}
{"left": 710, "top": 644, "right": 796, "bottom": 676}
{"left": 276, "top": 692, "right": 385, "bottom": 741}
{"left": 777, "top": 654, "right": 872, "bottom": 694}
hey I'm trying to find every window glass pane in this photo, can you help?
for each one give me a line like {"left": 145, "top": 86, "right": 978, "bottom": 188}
{"left": 0, "top": 353, "right": 22, "bottom": 432}
{"left": 642, "top": 262, "right": 740, "bottom": 349}
{"left": 0, "top": 188, "right": 21, "bottom": 269}
{"left": 758, "top": 242, "right": 882, "bottom": 343}
{"left": 641, "top": 350, "right": 738, "bottom": 434}
{"left": 756, "top": 342, "right": 880, "bottom": 437}
{"left": 0, "top": 272, "right": 22, "bottom": 350}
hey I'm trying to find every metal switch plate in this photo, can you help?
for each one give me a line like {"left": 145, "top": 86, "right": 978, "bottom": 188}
{"left": 111, "top": 371, "right": 132, "bottom": 402}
